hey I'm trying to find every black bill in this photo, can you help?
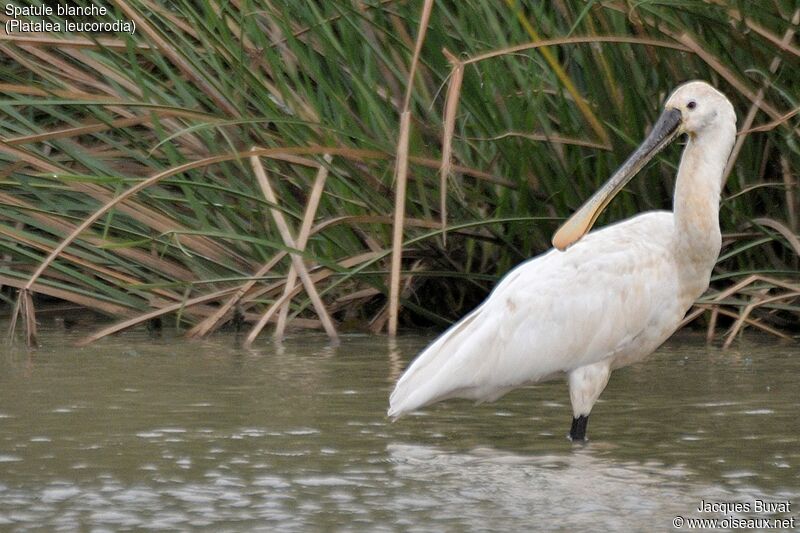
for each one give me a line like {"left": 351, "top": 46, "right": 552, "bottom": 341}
{"left": 552, "top": 107, "right": 683, "bottom": 251}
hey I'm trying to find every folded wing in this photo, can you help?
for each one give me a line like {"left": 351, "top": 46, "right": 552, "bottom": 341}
{"left": 388, "top": 212, "right": 681, "bottom": 418}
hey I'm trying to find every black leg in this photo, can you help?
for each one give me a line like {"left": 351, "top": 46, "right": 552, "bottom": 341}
{"left": 569, "top": 415, "right": 589, "bottom": 441}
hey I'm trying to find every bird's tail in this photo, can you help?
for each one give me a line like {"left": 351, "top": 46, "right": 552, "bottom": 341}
{"left": 387, "top": 305, "right": 485, "bottom": 418}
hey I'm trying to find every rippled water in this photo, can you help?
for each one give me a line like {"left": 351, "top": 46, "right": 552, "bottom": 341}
{"left": 0, "top": 327, "right": 797, "bottom": 531}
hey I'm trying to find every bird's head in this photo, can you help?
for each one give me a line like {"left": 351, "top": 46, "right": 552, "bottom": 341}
{"left": 665, "top": 81, "right": 737, "bottom": 139}
{"left": 552, "top": 81, "right": 735, "bottom": 251}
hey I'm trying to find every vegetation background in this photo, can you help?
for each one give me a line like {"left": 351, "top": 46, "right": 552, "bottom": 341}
{"left": 0, "top": 0, "right": 797, "bottom": 347}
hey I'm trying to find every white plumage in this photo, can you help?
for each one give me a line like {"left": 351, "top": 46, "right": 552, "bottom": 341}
{"left": 388, "top": 81, "right": 737, "bottom": 440}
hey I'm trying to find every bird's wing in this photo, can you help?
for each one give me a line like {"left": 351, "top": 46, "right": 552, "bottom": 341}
{"left": 388, "top": 212, "right": 682, "bottom": 417}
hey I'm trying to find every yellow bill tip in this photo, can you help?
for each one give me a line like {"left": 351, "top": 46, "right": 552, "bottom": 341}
{"left": 552, "top": 200, "right": 599, "bottom": 251}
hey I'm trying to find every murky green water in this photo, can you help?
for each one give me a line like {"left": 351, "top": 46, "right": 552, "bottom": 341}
{"left": 0, "top": 327, "right": 797, "bottom": 531}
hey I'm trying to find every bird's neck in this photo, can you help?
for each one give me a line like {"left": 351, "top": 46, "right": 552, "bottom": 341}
{"left": 672, "top": 124, "right": 735, "bottom": 275}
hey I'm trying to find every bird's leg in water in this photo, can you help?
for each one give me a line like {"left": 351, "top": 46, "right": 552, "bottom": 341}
{"left": 567, "top": 360, "right": 611, "bottom": 442}
{"left": 569, "top": 415, "right": 589, "bottom": 441}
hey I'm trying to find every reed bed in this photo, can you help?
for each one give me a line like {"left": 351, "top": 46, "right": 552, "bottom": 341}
{"left": 0, "top": 0, "right": 797, "bottom": 346}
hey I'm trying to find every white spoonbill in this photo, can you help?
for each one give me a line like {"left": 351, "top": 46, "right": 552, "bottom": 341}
{"left": 388, "top": 81, "right": 736, "bottom": 440}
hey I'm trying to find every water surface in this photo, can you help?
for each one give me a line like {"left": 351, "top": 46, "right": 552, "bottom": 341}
{"left": 0, "top": 327, "right": 797, "bottom": 531}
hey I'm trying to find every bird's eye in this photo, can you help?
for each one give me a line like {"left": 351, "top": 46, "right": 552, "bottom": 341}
{"left": 687, "top": 101, "right": 697, "bottom": 110}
